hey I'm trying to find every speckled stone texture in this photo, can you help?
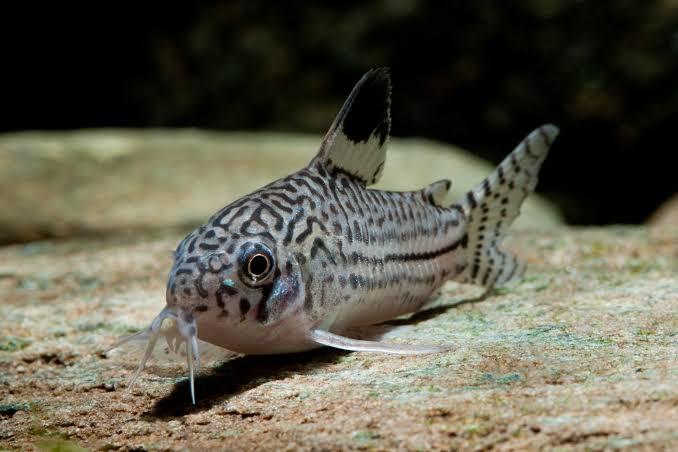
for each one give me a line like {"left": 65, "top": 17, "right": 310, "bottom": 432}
{"left": 1, "top": 226, "right": 676, "bottom": 450}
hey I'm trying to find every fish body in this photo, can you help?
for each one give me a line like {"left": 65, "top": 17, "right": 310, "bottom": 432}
{"left": 122, "top": 68, "right": 559, "bottom": 403}
{"left": 170, "top": 166, "right": 464, "bottom": 355}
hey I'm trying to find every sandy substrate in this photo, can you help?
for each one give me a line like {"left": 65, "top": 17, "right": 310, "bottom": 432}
{"left": 0, "top": 226, "right": 676, "bottom": 450}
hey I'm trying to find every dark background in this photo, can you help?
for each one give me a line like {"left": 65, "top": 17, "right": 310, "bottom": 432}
{"left": 2, "top": 1, "right": 677, "bottom": 225}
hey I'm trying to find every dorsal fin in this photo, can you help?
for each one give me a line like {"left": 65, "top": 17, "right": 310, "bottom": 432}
{"left": 421, "top": 179, "right": 452, "bottom": 207}
{"left": 311, "top": 68, "right": 391, "bottom": 186}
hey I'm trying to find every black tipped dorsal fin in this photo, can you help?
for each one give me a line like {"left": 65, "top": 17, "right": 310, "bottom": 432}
{"left": 421, "top": 179, "right": 452, "bottom": 207}
{"left": 311, "top": 68, "right": 391, "bottom": 186}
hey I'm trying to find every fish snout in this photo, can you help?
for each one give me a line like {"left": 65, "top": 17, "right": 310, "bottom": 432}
{"left": 166, "top": 252, "right": 234, "bottom": 313}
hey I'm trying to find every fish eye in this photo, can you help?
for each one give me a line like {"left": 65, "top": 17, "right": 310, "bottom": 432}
{"left": 238, "top": 243, "right": 276, "bottom": 286}
{"left": 247, "top": 253, "right": 271, "bottom": 279}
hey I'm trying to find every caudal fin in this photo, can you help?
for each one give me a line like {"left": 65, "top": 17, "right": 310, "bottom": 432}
{"left": 452, "top": 124, "right": 559, "bottom": 288}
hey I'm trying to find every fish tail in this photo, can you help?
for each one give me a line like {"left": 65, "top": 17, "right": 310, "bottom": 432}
{"left": 451, "top": 124, "right": 559, "bottom": 288}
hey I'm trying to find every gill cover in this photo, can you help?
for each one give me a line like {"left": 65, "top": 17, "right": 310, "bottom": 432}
{"left": 256, "top": 252, "right": 306, "bottom": 326}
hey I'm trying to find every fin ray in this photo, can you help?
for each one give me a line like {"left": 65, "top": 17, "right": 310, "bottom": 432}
{"left": 307, "top": 328, "right": 450, "bottom": 355}
{"left": 311, "top": 68, "right": 391, "bottom": 186}
{"left": 421, "top": 179, "right": 452, "bottom": 207}
{"left": 452, "top": 124, "right": 559, "bottom": 288}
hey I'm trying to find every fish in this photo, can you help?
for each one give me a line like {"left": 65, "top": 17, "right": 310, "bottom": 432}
{"left": 116, "top": 68, "right": 559, "bottom": 404}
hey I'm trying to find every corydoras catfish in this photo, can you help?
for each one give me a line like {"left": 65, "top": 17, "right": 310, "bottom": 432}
{"left": 117, "top": 68, "right": 559, "bottom": 403}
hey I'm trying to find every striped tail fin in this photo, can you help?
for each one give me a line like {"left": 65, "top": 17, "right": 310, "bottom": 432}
{"left": 452, "top": 124, "right": 559, "bottom": 288}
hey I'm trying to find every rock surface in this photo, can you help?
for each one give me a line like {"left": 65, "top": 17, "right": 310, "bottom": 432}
{"left": 0, "top": 129, "right": 562, "bottom": 244}
{"left": 1, "top": 226, "right": 676, "bottom": 450}
{"left": 648, "top": 193, "right": 678, "bottom": 230}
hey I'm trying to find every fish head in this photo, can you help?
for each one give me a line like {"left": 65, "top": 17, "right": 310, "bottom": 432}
{"left": 162, "top": 197, "right": 314, "bottom": 351}
{"left": 166, "top": 227, "right": 279, "bottom": 326}
{"left": 121, "top": 205, "right": 311, "bottom": 404}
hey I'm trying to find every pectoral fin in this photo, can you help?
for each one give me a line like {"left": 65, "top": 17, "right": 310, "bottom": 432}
{"left": 307, "top": 328, "right": 450, "bottom": 355}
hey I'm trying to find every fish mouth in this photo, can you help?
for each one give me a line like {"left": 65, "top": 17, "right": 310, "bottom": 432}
{"left": 112, "top": 306, "right": 200, "bottom": 404}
